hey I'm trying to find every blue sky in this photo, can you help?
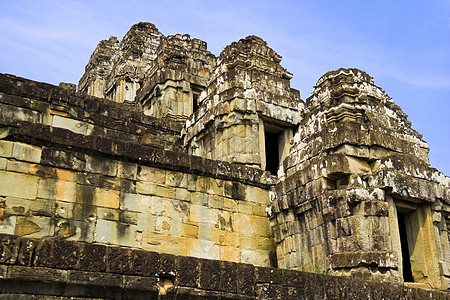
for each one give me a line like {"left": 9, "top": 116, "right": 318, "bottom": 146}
{"left": 1, "top": 0, "right": 449, "bottom": 175}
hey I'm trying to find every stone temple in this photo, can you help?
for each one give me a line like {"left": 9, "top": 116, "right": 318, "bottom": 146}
{"left": 0, "top": 22, "right": 449, "bottom": 298}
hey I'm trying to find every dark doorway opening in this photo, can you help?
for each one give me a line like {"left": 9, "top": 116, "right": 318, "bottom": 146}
{"left": 265, "top": 130, "right": 280, "bottom": 175}
{"left": 192, "top": 92, "right": 199, "bottom": 113}
{"left": 191, "top": 84, "right": 203, "bottom": 114}
{"left": 398, "top": 212, "right": 414, "bottom": 282}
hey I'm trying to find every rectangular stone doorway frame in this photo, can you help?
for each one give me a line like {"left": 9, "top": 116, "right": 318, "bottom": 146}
{"left": 387, "top": 195, "right": 441, "bottom": 288}
{"left": 258, "top": 118, "right": 293, "bottom": 175}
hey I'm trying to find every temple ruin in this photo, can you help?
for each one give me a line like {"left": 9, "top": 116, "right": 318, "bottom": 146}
{"left": 0, "top": 22, "right": 449, "bottom": 298}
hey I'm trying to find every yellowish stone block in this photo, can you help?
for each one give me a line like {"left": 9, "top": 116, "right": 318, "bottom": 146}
{"left": 56, "top": 168, "right": 76, "bottom": 182}
{"left": 215, "top": 229, "right": 240, "bottom": 248}
{"left": 154, "top": 185, "right": 176, "bottom": 199}
{"left": 240, "top": 236, "right": 276, "bottom": 251}
{"left": 6, "top": 160, "right": 29, "bottom": 173}
{"left": 94, "top": 187, "right": 120, "bottom": 209}
{"left": 142, "top": 232, "right": 187, "bottom": 256}
{"left": 220, "top": 246, "right": 242, "bottom": 263}
{"left": 136, "top": 181, "right": 155, "bottom": 195}
{"left": 0, "top": 140, "right": 14, "bottom": 158}
{"left": 137, "top": 166, "right": 165, "bottom": 184}
{"left": 182, "top": 223, "right": 198, "bottom": 238}
{"left": 38, "top": 178, "right": 76, "bottom": 202}
{"left": 0, "top": 170, "right": 38, "bottom": 199}
{"left": 186, "top": 238, "right": 219, "bottom": 260}
{"left": 235, "top": 213, "right": 272, "bottom": 237}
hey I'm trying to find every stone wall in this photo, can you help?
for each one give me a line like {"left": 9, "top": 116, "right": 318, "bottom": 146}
{"left": 0, "top": 73, "right": 276, "bottom": 267}
{"left": 0, "top": 233, "right": 448, "bottom": 299}
{"left": 269, "top": 69, "right": 450, "bottom": 289}
{"left": 182, "top": 36, "right": 302, "bottom": 171}
{"left": 79, "top": 22, "right": 163, "bottom": 103}
{"left": 136, "top": 34, "right": 216, "bottom": 122}
{"left": 4, "top": 22, "right": 450, "bottom": 294}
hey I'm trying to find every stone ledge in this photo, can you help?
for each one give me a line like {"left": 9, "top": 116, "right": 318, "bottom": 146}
{"left": 0, "top": 118, "right": 273, "bottom": 188}
{"left": 329, "top": 251, "right": 398, "bottom": 269}
{"left": 0, "top": 234, "right": 448, "bottom": 299}
{"left": 0, "top": 73, "right": 183, "bottom": 135}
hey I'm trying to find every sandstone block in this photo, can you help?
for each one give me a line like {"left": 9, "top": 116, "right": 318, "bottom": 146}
{"left": 120, "top": 193, "right": 150, "bottom": 212}
{"left": 235, "top": 213, "right": 272, "bottom": 238}
{"left": 51, "top": 239, "right": 81, "bottom": 269}
{"left": 56, "top": 168, "right": 76, "bottom": 182}
{"left": 166, "top": 172, "right": 188, "bottom": 188}
{"left": 96, "top": 207, "right": 119, "bottom": 222}
{"left": 187, "top": 238, "right": 219, "bottom": 260}
{"left": 136, "top": 181, "right": 155, "bottom": 195}
{"left": 118, "top": 161, "right": 137, "bottom": 180}
{"left": 137, "top": 165, "right": 165, "bottom": 184}
{"left": 37, "top": 178, "right": 76, "bottom": 202}
{"left": 6, "top": 197, "right": 54, "bottom": 217}
{"left": 219, "top": 246, "right": 241, "bottom": 263}
{"left": 131, "top": 249, "right": 160, "bottom": 277}
{"left": 195, "top": 176, "right": 216, "bottom": 194}
{"left": 7, "top": 265, "right": 68, "bottom": 283}
{"left": 52, "top": 115, "right": 92, "bottom": 135}
{"left": 240, "top": 236, "right": 275, "bottom": 251}
{"left": 238, "top": 200, "right": 255, "bottom": 214}
{"left": 223, "top": 198, "right": 238, "bottom": 211}
{"left": 12, "top": 142, "right": 42, "bottom": 163}
{"left": 246, "top": 186, "right": 270, "bottom": 205}
{"left": 241, "top": 248, "right": 271, "bottom": 267}
{"left": 86, "top": 156, "right": 117, "bottom": 177}
{"left": 189, "top": 192, "right": 209, "bottom": 206}
{"left": 106, "top": 246, "right": 133, "bottom": 274}
{"left": 95, "top": 219, "right": 138, "bottom": 248}
{"left": 67, "top": 270, "right": 122, "bottom": 294}
{"left": 0, "top": 157, "right": 6, "bottom": 170}
{"left": 17, "top": 237, "right": 37, "bottom": 266}
{"left": 215, "top": 229, "right": 240, "bottom": 248}
{"left": 175, "top": 187, "right": 191, "bottom": 201}
{"left": 14, "top": 216, "right": 54, "bottom": 238}
{"left": 208, "top": 194, "right": 224, "bottom": 209}
{"left": 123, "top": 275, "right": 159, "bottom": 292}
{"left": 170, "top": 216, "right": 182, "bottom": 236}
{"left": 0, "top": 140, "right": 14, "bottom": 158}
{"left": 182, "top": 223, "right": 199, "bottom": 238}
{"left": 154, "top": 185, "right": 176, "bottom": 199}
{"left": 0, "top": 170, "right": 39, "bottom": 199}
{"left": 199, "top": 258, "right": 220, "bottom": 290}
{"left": 176, "top": 255, "right": 200, "bottom": 288}
{"left": 6, "top": 160, "right": 29, "bottom": 173}
{"left": 142, "top": 232, "right": 187, "bottom": 256}
{"left": 198, "top": 222, "right": 215, "bottom": 241}
{"left": 76, "top": 185, "right": 120, "bottom": 209}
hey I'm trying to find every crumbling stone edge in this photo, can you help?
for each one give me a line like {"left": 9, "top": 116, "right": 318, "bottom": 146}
{"left": 0, "top": 234, "right": 447, "bottom": 299}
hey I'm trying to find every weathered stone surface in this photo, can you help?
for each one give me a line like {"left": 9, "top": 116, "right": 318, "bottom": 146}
{"left": 268, "top": 68, "right": 450, "bottom": 289}
{"left": 78, "top": 243, "right": 107, "bottom": 272}
{"left": 0, "top": 234, "right": 20, "bottom": 264}
{"left": 106, "top": 246, "right": 133, "bottom": 274}
{"left": 0, "top": 21, "right": 449, "bottom": 296}
{"left": 0, "top": 233, "right": 448, "bottom": 298}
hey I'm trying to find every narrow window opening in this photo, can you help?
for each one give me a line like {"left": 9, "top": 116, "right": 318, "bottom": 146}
{"left": 191, "top": 84, "right": 203, "bottom": 114}
{"left": 398, "top": 212, "right": 414, "bottom": 282}
{"left": 193, "top": 92, "right": 199, "bottom": 113}
{"left": 265, "top": 130, "right": 280, "bottom": 175}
